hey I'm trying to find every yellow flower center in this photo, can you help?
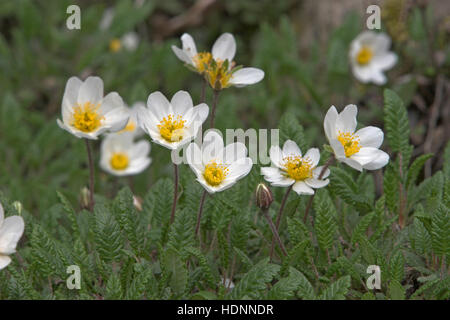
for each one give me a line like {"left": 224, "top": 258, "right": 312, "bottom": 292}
{"left": 282, "top": 156, "right": 313, "bottom": 181}
{"left": 157, "top": 114, "right": 186, "bottom": 143}
{"left": 193, "top": 52, "right": 213, "bottom": 73}
{"left": 203, "top": 161, "right": 229, "bottom": 186}
{"left": 120, "top": 120, "right": 136, "bottom": 133}
{"left": 356, "top": 46, "right": 373, "bottom": 65}
{"left": 109, "top": 38, "right": 122, "bottom": 52}
{"left": 337, "top": 131, "right": 361, "bottom": 157}
{"left": 71, "top": 102, "right": 104, "bottom": 133}
{"left": 110, "top": 152, "right": 129, "bottom": 171}
{"left": 205, "top": 61, "right": 233, "bottom": 90}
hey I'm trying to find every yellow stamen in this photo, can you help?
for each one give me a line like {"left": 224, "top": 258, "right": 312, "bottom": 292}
{"left": 356, "top": 46, "right": 373, "bottom": 65}
{"left": 337, "top": 131, "right": 361, "bottom": 157}
{"left": 157, "top": 114, "right": 186, "bottom": 143}
{"left": 109, "top": 38, "right": 122, "bottom": 52}
{"left": 110, "top": 152, "right": 129, "bottom": 171}
{"left": 205, "top": 61, "right": 233, "bottom": 90}
{"left": 193, "top": 52, "right": 213, "bottom": 73}
{"left": 203, "top": 161, "right": 229, "bottom": 186}
{"left": 71, "top": 102, "right": 104, "bottom": 133}
{"left": 282, "top": 156, "right": 313, "bottom": 181}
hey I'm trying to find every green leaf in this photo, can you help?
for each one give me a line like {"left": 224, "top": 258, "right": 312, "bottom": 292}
{"left": 431, "top": 203, "right": 449, "bottom": 257}
{"left": 383, "top": 89, "right": 411, "bottom": 157}
{"left": 314, "top": 190, "right": 337, "bottom": 251}
{"left": 161, "top": 248, "right": 188, "bottom": 297}
{"left": 319, "top": 275, "right": 351, "bottom": 300}
{"left": 351, "top": 212, "right": 375, "bottom": 245}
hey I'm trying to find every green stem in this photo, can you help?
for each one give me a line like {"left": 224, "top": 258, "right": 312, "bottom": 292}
{"left": 85, "top": 139, "right": 95, "bottom": 212}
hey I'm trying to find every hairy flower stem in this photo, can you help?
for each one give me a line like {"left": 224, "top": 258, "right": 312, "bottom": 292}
{"left": 270, "top": 185, "right": 292, "bottom": 261}
{"left": 209, "top": 89, "right": 220, "bottom": 128}
{"left": 200, "top": 79, "right": 207, "bottom": 104}
{"left": 85, "top": 139, "right": 95, "bottom": 211}
{"left": 195, "top": 190, "right": 208, "bottom": 238}
{"left": 170, "top": 164, "right": 179, "bottom": 224}
{"left": 262, "top": 208, "right": 287, "bottom": 257}
{"left": 303, "top": 155, "right": 335, "bottom": 223}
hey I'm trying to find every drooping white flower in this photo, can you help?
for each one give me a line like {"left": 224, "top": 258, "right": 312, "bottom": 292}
{"left": 186, "top": 131, "right": 253, "bottom": 194}
{"left": 349, "top": 31, "right": 397, "bottom": 85}
{"left": 324, "top": 104, "right": 389, "bottom": 171}
{"left": 0, "top": 202, "right": 25, "bottom": 270}
{"left": 100, "top": 132, "right": 151, "bottom": 177}
{"left": 261, "top": 140, "right": 329, "bottom": 195}
{"left": 137, "top": 90, "right": 209, "bottom": 150}
{"left": 220, "top": 277, "right": 235, "bottom": 289}
{"left": 57, "top": 76, "right": 129, "bottom": 140}
{"left": 119, "top": 101, "right": 146, "bottom": 137}
{"left": 171, "top": 33, "right": 264, "bottom": 89}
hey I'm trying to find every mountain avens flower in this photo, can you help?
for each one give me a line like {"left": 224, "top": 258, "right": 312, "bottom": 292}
{"left": 324, "top": 104, "right": 389, "bottom": 171}
{"left": 172, "top": 33, "right": 264, "bottom": 90}
{"left": 137, "top": 91, "right": 209, "bottom": 150}
{"left": 57, "top": 76, "right": 129, "bottom": 140}
{"left": 186, "top": 131, "right": 253, "bottom": 194}
{"left": 0, "top": 202, "right": 25, "bottom": 270}
{"left": 349, "top": 31, "right": 397, "bottom": 85}
{"left": 100, "top": 132, "right": 151, "bottom": 177}
{"left": 261, "top": 140, "right": 329, "bottom": 195}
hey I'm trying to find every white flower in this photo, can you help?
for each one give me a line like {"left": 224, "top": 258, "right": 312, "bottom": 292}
{"left": 171, "top": 33, "right": 264, "bottom": 88}
{"left": 220, "top": 277, "right": 235, "bottom": 289}
{"left": 349, "top": 31, "right": 397, "bottom": 85}
{"left": 100, "top": 132, "right": 151, "bottom": 176}
{"left": 186, "top": 131, "right": 253, "bottom": 194}
{"left": 261, "top": 140, "right": 329, "bottom": 195}
{"left": 324, "top": 104, "right": 389, "bottom": 171}
{"left": 121, "top": 32, "right": 139, "bottom": 51}
{"left": 137, "top": 90, "right": 209, "bottom": 150}
{"left": 119, "top": 101, "right": 145, "bottom": 137}
{"left": 0, "top": 202, "right": 25, "bottom": 270}
{"left": 57, "top": 76, "right": 129, "bottom": 140}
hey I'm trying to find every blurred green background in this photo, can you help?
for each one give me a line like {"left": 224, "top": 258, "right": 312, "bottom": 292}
{"left": 0, "top": 0, "right": 448, "bottom": 216}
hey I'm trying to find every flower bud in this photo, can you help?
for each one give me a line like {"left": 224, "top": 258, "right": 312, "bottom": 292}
{"left": 80, "top": 187, "right": 90, "bottom": 210}
{"left": 133, "top": 195, "right": 143, "bottom": 212}
{"left": 255, "top": 183, "right": 274, "bottom": 210}
{"left": 12, "top": 201, "right": 23, "bottom": 215}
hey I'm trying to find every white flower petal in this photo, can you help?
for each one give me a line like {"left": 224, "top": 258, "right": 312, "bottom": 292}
{"left": 78, "top": 76, "right": 103, "bottom": 105}
{"left": 202, "top": 130, "right": 224, "bottom": 164}
{"left": 372, "top": 52, "right": 397, "bottom": 71}
{"left": 0, "top": 216, "right": 24, "bottom": 255}
{"left": 363, "top": 150, "right": 389, "bottom": 170}
{"left": 336, "top": 104, "right": 357, "bottom": 134}
{"left": 171, "top": 45, "right": 194, "bottom": 65}
{"left": 292, "top": 181, "right": 314, "bottom": 195}
{"left": 313, "top": 166, "right": 330, "bottom": 179}
{"left": 220, "top": 142, "right": 247, "bottom": 164}
{"left": 212, "top": 33, "right": 236, "bottom": 62}
{"left": 356, "top": 126, "right": 384, "bottom": 148}
{"left": 226, "top": 157, "right": 253, "bottom": 180}
{"left": 269, "top": 145, "right": 284, "bottom": 168}
{"left": 186, "top": 142, "right": 203, "bottom": 176}
{"left": 351, "top": 147, "right": 385, "bottom": 166}
{"left": 330, "top": 138, "right": 345, "bottom": 159}
{"left": 304, "top": 148, "right": 320, "bottom": 167}
{"left": 324, "top": 106, "right": 338, "bottom": 141}
{"left": 100, "top": 92, "right": 124, "bottom": 115}
{"left": 171, "top": 90, "right": 193, "bottom": 116}
{"left": 342, "top": 157, "right": 363, "bottom": 171}
{"left": 103, "top": 107, "right": 130, "bottom": 132}
{"left": 147, "top": 91, "right": 172, "bottom": 121}
{"left": 282, "top": 140, "right": 302, "bottom": 157}
{"left": 305, "top": 177, "right": 329, "bottom": 189}
{"left": 181, "top": 33, "right": 198, "bottom": 59}
{"left": 0, "top": 203, "right": 3, "bottom": 226}
{"left": 229, "top": 68, "right": 264, "bottom": 87}
{"left": 62, "top": 77, "right": 82, "bottom": 122}
{"left": 0, "top": 255, "right": 11, "bottom": 270}
{"left": 271, "top": 177, "right": 295, "bottom": 187}
{"left": 129, "top": 140, "right": 151, "bottom": 159}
